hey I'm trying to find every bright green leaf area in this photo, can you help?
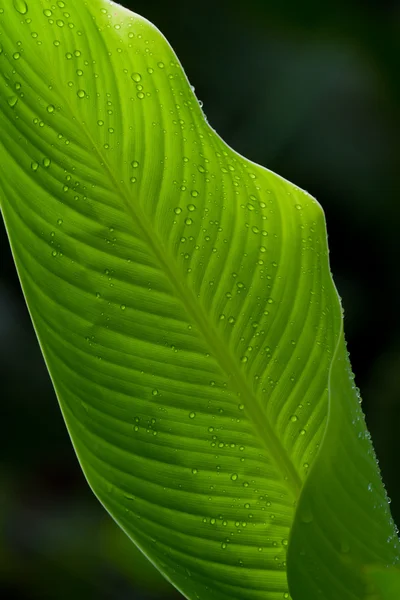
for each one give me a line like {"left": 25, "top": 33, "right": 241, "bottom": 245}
{"left": 0, "top": 1, "right": 399, "bottom": 599}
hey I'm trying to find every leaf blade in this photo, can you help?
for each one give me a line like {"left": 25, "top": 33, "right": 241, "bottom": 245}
{"left": 0, "top": 1, "right": 398, "bottom": 599}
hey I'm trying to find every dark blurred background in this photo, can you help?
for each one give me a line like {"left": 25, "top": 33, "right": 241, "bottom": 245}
{"left": 1, "top": 0, "right": 399, "bottom": 598}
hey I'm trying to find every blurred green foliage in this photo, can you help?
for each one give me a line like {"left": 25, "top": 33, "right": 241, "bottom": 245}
{"left": 1, "top": 0, "right": 399, "bottom": 598}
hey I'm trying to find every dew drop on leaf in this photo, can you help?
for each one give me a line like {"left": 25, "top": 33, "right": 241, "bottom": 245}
{"left": 77, "top": 89, "right": 86, "bottom": 99}
{"left": 131, "top": 72, "right": 142, "bottom": 82}
{"left": 152, "top": 389, "right": 159, "bottom": 396}
{"left": 174, "top": 207, "right": 182, "bottom": 215}
{"left": 13, "top": 0, "right": 28, "bottom": 15}
{"left": 7, "top": 96, "right": 19, "bottom": 108}
{"left": 301, "top": 507, "right": 313, "bottom": 524}
{"left": 43, "top": 157, "right": 51, "bottom": 168}
{"left": 31, "top": 161, "right": 39, "bottom": 171}
{"left": 290, "top": 415, "right": 298, "bottom": 422}
{"left": 189, "top": 411, "right": 196, "bottom": 419}
{"left": 231, "top": 473, "right": 238, "bottom": 481}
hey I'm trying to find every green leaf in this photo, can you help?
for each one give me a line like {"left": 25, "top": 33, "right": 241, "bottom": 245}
{"left": 364, "top": 566, "right": 400, "bottom": 600}
{"left": 0, "top": 1, "right": 398, "bottom": 599}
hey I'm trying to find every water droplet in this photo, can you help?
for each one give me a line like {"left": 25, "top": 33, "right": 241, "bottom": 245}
{"left": 191, "top": 190, "right": 199, "bottom": 198}
{"left": 189, "top": 411, "right": 196, "bottom": 419}
{"left": 47, "top": 104, "right": 55, "bottom": 113}
{"left": 157, "top": 61, "right": 165, "bottom": 69}
{"left": 238, "top": 403, "right": 244, "bottom": 410}
{"left": 120, "top": 304, "right": 126, "bottom": 311}
{"left": 295, "top": 204, "right": 302, "bottom": 210}
{"left": 240, "top": 356, "right": 248, "bottom": 364}
{"left": 187, "top": 204, "right": 196, "bottom": 212}
{"left": 43, "top": 157, "right": 51, "bottom": 168}
{"left": 131, "top": 160, "right": 139, "bottom": 168}
{"left": 97, "top": 119, "right": 104, "bottom": 126}
{"left": 43, "top": 8, "right": 52, "bottom": 16}
{"left": 174, "top": 207, "right": 182, "bottom": 215}
{"left": 57, "top": 218, "right": 63, "bottom": 226}
{"left": 31, "top": 161, "right": 39, "bottom": 171}
{"left": 131, "top": 72, "right": 142, "bottom": 82}
{"left": 185, "top": 218, "right": 193, "bottom": 226}
{"left": 13, "top": 0, "right": 28, "bottom": 15}
{"left": 77, "top": 89, "right": 86, "bottom": 99}
{"left": 152, "top": 389, "right": 159, "bottom": 396}
{"left": 290, "top": 415, "right": 298, "bottom": 423}
{"left": 56, "top": 19, "right": 64, "bottom": 27}
{"left": 7, "top": 96, "right": 19, "bottom": 108}
{"left": 231, "top": 473, "right": 238, "bottom": 481}
{"left": 192, "top": 468, "right": 198, "bottom": 475}
{"left": 130, "top": 177, "right": 137, "bottom": 184}
{"left": 13, "top": 52, "right": 21, "bottom": 60}
{"left": 299, "top": 428, "right": 306, "bottom": 436}
{"left": 301, "top": 507, "right": 313, "bottom": 523}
